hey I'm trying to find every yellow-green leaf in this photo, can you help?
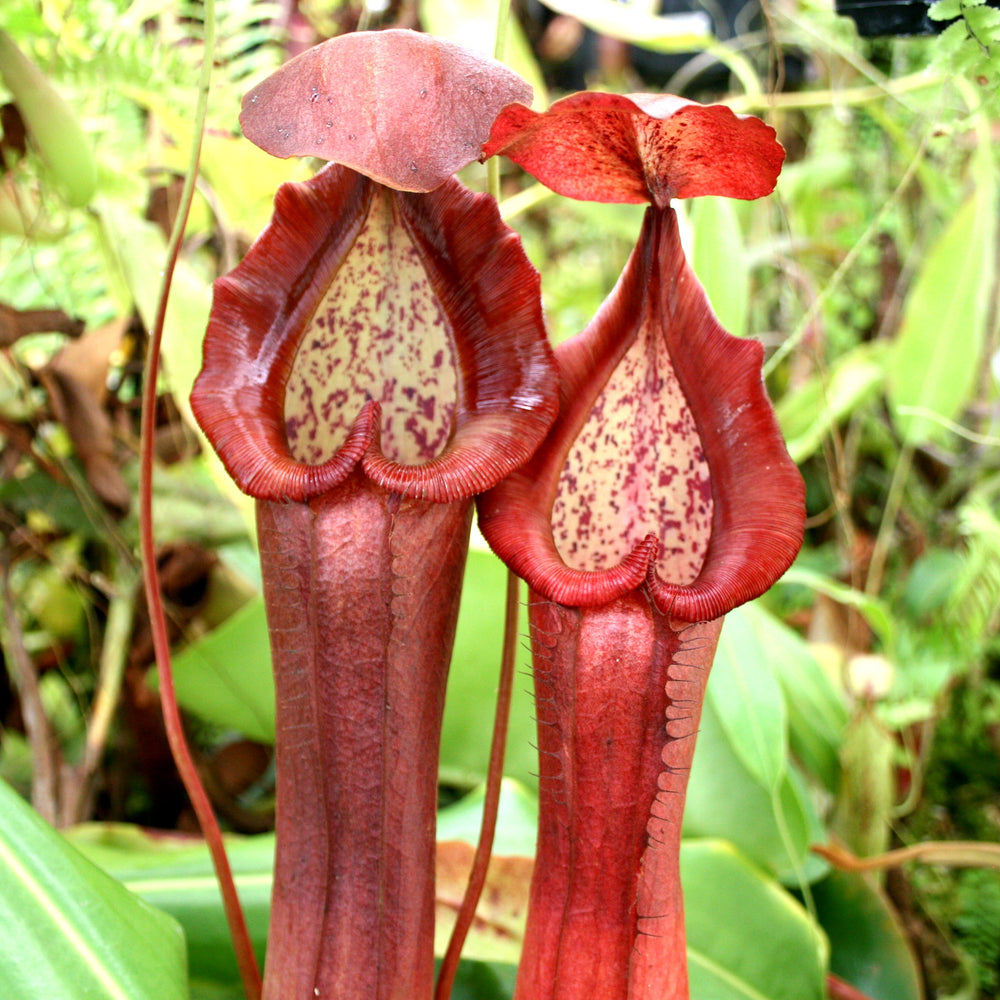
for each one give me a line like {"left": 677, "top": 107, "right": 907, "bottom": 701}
{"left": 889, "top": 175, "right": 997, "bottom": 446}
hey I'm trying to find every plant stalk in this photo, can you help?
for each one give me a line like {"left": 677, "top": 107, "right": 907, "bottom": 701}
{"left": 516, "top": 596, "right": 722, "bottom": 1000}
{"left": 257, "top": 479, "right": 472, "bottom": 1000}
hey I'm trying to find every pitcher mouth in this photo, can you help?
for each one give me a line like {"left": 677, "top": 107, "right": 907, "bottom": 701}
{"left": 478, "top": 206, "right": 804, "bottom": 621}
{"left": 191, "top": 165, "right": 558, "bottom": 506}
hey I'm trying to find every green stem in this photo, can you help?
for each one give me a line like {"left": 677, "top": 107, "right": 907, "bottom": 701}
{"left": 727, "top": 71, "right": 944, "bottom": 114}
{"left": 70, "top": 557, "right": 139, "bottom": 824}
{"left": 499, "top": 181, "right": 555, "bottom": 222}
{"left": 0, "top": 551, "right": 60, "bottom": 826}
{"left": 494, "top": 0, "right": 512, "bottom": 61}
{"left": 487, "top": 0, "right": 513, "bottom": 203}
{"left": 864, "top": 444, "right": 913, "bottom": 597}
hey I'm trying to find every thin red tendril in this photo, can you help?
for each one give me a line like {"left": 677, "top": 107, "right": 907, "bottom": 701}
{"left": 434, "top": 569, "right": 520, "bottom": 1000}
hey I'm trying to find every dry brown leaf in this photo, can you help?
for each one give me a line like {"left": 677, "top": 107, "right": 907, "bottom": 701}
{"left": 435, "top": 840, "right": 533, "bottom": 965}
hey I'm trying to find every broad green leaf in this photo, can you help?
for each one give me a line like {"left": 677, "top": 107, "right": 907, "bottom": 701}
{"left": 198, "top": 133, "right": 312, "bottom": 241}
{"left": 812, "top": 870, "right": 922, "bottom": 1000}
{"left": 170, "top": 544, "right": 540, "bottom": 776}
{"left": 67, "top": 824, "right": 272, "bottom": 986}
{"left": 446, "top": 960, "right": 517, "bottom": 1000}
{"left": 711, "top": 605, "right": 789, "bottom": 792}
{"left": 0, "top": 781, "right": 188, "bottom": 1000}
{"left": 436, "top": 779, "right": 538, "bottom": 857}
{"left": 435, "top": 841, "right": 531, "bottom": 965}
{"left": 776, "top": 342, "right": 888, "bottom": 463}
{"left": 71, "top": 808, "right": 531, "bottom": 984}
{"left": 188, "top": 960, "right": 518, "bottom": 1000}
{"left": 189, "top": 981, "right": 245, "bottom": 1000}
{"left": 689, "top": 196, "right": 748, "bottom": 337}
{"left": 170, "top": 595, "right": 276, "bottom": 744}
{"left": 684, "top": 839, "right": 827, "bottom": 1000}
{"left": 683, "top": 694, "right": 827, "bottom": 883}
{"left": 888, "top": 176, "right": 997, "bottom": 446}
{"left": 740, "top": 602, "right": 847, "bottom": 793}
{"left": 441, "top": 545, "right": 539, "bottom": 789}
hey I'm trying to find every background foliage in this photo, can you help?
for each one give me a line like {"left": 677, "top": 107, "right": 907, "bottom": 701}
{"left": 0, "top": 0, "right": 998, "bottom": 997}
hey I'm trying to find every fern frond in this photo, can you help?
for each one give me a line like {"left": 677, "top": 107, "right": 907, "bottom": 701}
{"left": 928, "top": 0, "right": 1000, "bottom": 113}
{"left": 946, "top": 498, "right": 1000, "bottom": 643}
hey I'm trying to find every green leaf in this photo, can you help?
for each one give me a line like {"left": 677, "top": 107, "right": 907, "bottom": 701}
{"left": 169, "top": 595, "right": 275, "bottom": 742}
{"left": 683, "top": 692, "right": 828, "bottom": 883}
{"left": 198, "top": 134, "right": 313, "bottom": 242}
{"left": 169, "top": 544, "right": 543, "bottom": 777}
{"left": 776, "top": 342, "right": 887, "bottom": 463}
{"left": 935, "top": 18, "right": 974, "bottom": 59}
{"left": 541, "top": 0, "right": 713, "bottom": 51}
{"left": 168, "top": 544, "right": 541, "bottom": 776}
{"left": 741, "top": 602, "right": 847, "bottom": 793}
{"left": 66, "top": 824, "right": 272, "bottom": 987}
{"left": 0, "top": 30, "right": 98, "bottom": 207}
{"left": 71, "top": 816, "right": 526, "bottom": 988}
{"left": 965, "top": 4, "right": 1000, "bottom": 33}
{"left": 889, "top": 178, "right": 997, "bottom": 446}
{"left": 710, "top": 605, "right": 789, "bottom": 792}
{"left": 782, "top": 565, "right": 896, "bottom": 653}
{"left": 436, "top": 779, "right": 538, "bottom": 857}
{"left": 688, "top": 197, "right": 748, "bottom": 337}
{"left": 446, "top": 960, "right": 517, "bottom": 1000}
{"left": 97, "top": 202, "right": 212, "bottom": 411}
{"left": 121, "top": 461, "right": 251, "bottom": 549}
{"left": 0, "top": 468, "right": 110, "bottom": 540}
{"left": 0, "top": 781, "right": 188, "bottom": 1000}
{"left": 902, "top": 547, "right": 964, "bottom": 617}
{"left": 812, "top": 869, "right": 922, "bottom": 1000}
{"left": 440, "top": 546, "right": 539, "bottom": 789}
{"left": 684, "top": 839, "right": 827, "bottom": 1000}
{"left": 928, "top": 0, "right": 963, "bottom": 20}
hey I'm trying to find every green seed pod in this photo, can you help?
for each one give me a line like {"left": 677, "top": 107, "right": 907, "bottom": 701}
{"left": 833, "top": 702, "right": 896, "bottom": 860}
{"left": 0, "top": 30, "right": 97, "bottom": 208}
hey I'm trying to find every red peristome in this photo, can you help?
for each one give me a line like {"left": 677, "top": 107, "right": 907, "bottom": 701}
{"left": 191, "top": 164, "right": 557, "bottom": 505}
{"left": 478, "top": 206, "right": 804, "bottom": 620}
{"left": 192, "top": 166, "right": 374, "bottom": 501}
{"left": 639, "top": 209, "right": 803, "bottom": 620}
{"left": 240, "top": 29, "right": 532, "bottom": 192}
{"left": 483, "top": 93, "right": 784, "bottom": 208}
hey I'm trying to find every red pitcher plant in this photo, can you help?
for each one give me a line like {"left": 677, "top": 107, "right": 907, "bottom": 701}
{"left": 191, "top": 27, "right": 803, "bottom": 1000}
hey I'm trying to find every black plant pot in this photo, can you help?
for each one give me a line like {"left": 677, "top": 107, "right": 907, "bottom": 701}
{"left": 835, "top": 0, "right": 999, "bottom": 36}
